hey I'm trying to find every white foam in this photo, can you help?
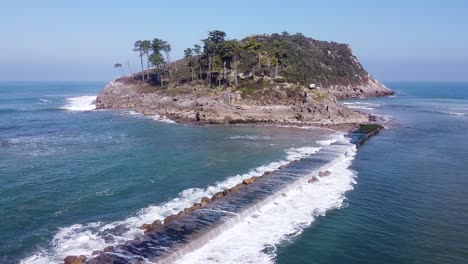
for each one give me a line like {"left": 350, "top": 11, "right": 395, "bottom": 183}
{"left": 346, "top": 105, "right": 374, "bottom": 110}
{"left": 151, "top": 114, "right": 176, "bottom": 124}
{"left": 62, "top": 96, "right": 96, "bottom": 111}
{"left": 176, "top": 141, "right": 357, "bottom": 264}
{"left": 343, "top": 101, "right": 381, "bottom": 111}
{"left": 21, "top": 134, "right": 347, "bottom": 264}
{"left": 317, "top": 133, "right": 345, "bottom": 146}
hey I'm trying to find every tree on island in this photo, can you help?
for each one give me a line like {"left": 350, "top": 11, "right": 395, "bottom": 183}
{"left": 141, "top": 40, "right": 152, "bottom": 80}
{"left": 193, "top": 44, "right": 202, "bottom": 80}
{"left": 184, "top": 48, "right": 195, "bottom": 82}
{"left": 133, "top": 40, "right": 145, "bottom": 80}
{"left": 202, "top": 30, "right": 226, "bottom": 85}
{"left": 114, "top": 63, "right": 124, "bottom": 75}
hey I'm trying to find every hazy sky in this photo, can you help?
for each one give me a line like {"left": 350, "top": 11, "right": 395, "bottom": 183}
{"left": 1, "top": 0, "right": 467, "bottom": 82}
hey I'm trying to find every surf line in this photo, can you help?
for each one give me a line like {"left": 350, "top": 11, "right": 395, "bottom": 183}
{"left": 65, "top": 124, "right": 382, "bottom": 264}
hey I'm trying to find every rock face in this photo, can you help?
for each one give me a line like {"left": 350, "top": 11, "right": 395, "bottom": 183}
{"left": 95, "top": 79, "right": 371, "bottom": 126}
{"left": 328, "top": 77, "right": 394, "bottom": 99}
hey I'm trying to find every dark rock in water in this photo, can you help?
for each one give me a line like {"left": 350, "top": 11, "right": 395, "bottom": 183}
{"left": 91, "top": 250, "right": 102, "bottom": 256}
{"left": 243, "top": 178, "right": 255, "bottom": 185}
{"left": 319, "top": 170, "right": 331, "bottom": 177}
{"left": 141, "top": 220, "right": 163, "bottom": 233}
{"left": 64, "top": 255, "right": 86, "bottom": 264}
{"left": 103, "top": 246, "right": 114, "bottom": 252}
{"left": 211, "top": 191, "right": 224, "bottom": 201}
{"left": 308, "top": 177, "right": 319, "bottom": 183}
{"left": 200, "top": 197, "right": 211, "bottom": 206}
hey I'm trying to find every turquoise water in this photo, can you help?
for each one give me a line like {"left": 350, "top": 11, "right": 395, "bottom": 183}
{"left": 0, "top": 82, "right": 333, "bottom": 263}
{"left": 1, "top": 82, "right": 467, "bottom": 263}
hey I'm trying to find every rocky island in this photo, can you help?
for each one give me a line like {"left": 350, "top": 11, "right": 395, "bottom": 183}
{"left": 64, "top": 31, "right": 394, "bottom": 263}
{"left": 96, "top": 31, "right": 393, "bottom": 130}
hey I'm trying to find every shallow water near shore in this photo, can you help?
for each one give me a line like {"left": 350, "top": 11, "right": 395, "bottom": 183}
{"left": 1, "top": 81, "right": 468, "bottom": 263}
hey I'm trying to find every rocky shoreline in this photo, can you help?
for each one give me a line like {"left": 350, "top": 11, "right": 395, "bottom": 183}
{"left": 95, "top": 77, "right": 393, "bottom": 131}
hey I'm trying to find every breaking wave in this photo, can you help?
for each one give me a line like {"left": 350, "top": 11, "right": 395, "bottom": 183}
{"left": 62, "top": 96, "right": 96, "bottom": 111}
{"left": 21, "top": 135, "right": 343, "bottom": 264}
{"left": 177, "top": 140, "right": 357, "bottom": 264}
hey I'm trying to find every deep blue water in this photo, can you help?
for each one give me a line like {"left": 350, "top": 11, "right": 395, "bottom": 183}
{"left": 1, "top": 81, "right": 467, "bottom": 263}
{"left": 277, "top": 82, "right": 468, "bottom": 263}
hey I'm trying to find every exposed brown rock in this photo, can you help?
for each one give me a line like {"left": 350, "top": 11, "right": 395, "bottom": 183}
{"left": 103, "top": 246, "right": 114, "bottom": 252}
{"left": 308, "top": 177, "right": 319, "bottom": 183}
{"left": 64, "top": 255, "right": 86, "bottom": 264}
{"left": 200, "top": 197, "right": 211, "bottom": 206}
{"left": 319, "top": 170, "right": 332, "bottom": 177}
{"left": 229, "top": 183, "right": 246, "bottom": 192}
{"left": 176, "top": 210, "right": 186, "bottom": 218}
{"left": 243, "top": 178, "right": 255, "bottom": 185}
{"left": 91, "top": 250, "right": 103, "bottom": 256}
{"left": 211, "top": 191, "right": 224, "bottom": 201}
{"left": 164, "top": 214, "right": 178, "bottom": 225}
{"left": 139, "top": 223, "right": 151, "bottom": 230}
{"left": 223, "top": 189, "right": 230, "bottom": 196}
{"left": 95, "top": 78, "right": 373, "bottom": 126}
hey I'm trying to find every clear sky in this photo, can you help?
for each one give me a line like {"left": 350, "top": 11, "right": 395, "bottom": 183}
{"left": 1, "top": 0, "right": 467, "bottom": 82}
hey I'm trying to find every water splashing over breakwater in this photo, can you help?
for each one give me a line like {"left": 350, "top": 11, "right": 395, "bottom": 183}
{"left": 86, "top": 131, "right": 376, "bottom": 264}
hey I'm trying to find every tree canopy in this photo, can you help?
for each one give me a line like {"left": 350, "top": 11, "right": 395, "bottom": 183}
{"left": 129, "top": 31, "right": 370, "bottom": 89}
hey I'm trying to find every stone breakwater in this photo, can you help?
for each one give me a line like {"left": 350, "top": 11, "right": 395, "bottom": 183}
{"left": 64, "top": 125, "right": 382, "bottom": 264}
{"left": 95, "top": 79, "right": 376, "bottom": 126}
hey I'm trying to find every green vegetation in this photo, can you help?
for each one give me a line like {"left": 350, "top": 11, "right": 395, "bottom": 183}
{"left": 358, "top": 124, "right": 383, "bottom": 134}
{"left": 126, "top": 31, "right": 370, "bottom": 90}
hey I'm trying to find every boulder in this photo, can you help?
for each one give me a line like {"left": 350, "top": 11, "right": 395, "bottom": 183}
{"left": 243, "top": 178, "right": 255, "bottom": 185}
{"left": 189, "top": 203, "right": 202, "bottom": 212}
{"left": 200, "top": 197, "right": 211, "bottom": 206}
{"left": 211, "top": 191, "right": 224, "bottom": 201}
{"left": 319, "top": 170, "right": 332, "bottom": 177}
{"left": 222, "top": 189, "right": 230, "bottom": 196}
{"left": 176, "top": 210, "right": 186, "bottom": 218}
{"left": 164, "top": 214, "right": 178, "bottom": 225}
{"left": 230, "top": 183, "right": 246, "bottom": 192}
{"left": 103, "top": 246, "right": 114, "bottom": 252}
{"left": 307, "top": 178, "right": 319, "bottom": 183}
{"left": 64, "top": 255, "right": 86, "bottom": 264}
{"left": 140, "top": 219, "right": 164, "bottom": 233}
{"left": 91, "top": 250, "right": 103, "bottom": 256}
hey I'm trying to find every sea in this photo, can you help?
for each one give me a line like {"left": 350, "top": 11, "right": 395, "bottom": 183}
{"left": 0, "top": 81, "right": 467, "bottom": 263}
